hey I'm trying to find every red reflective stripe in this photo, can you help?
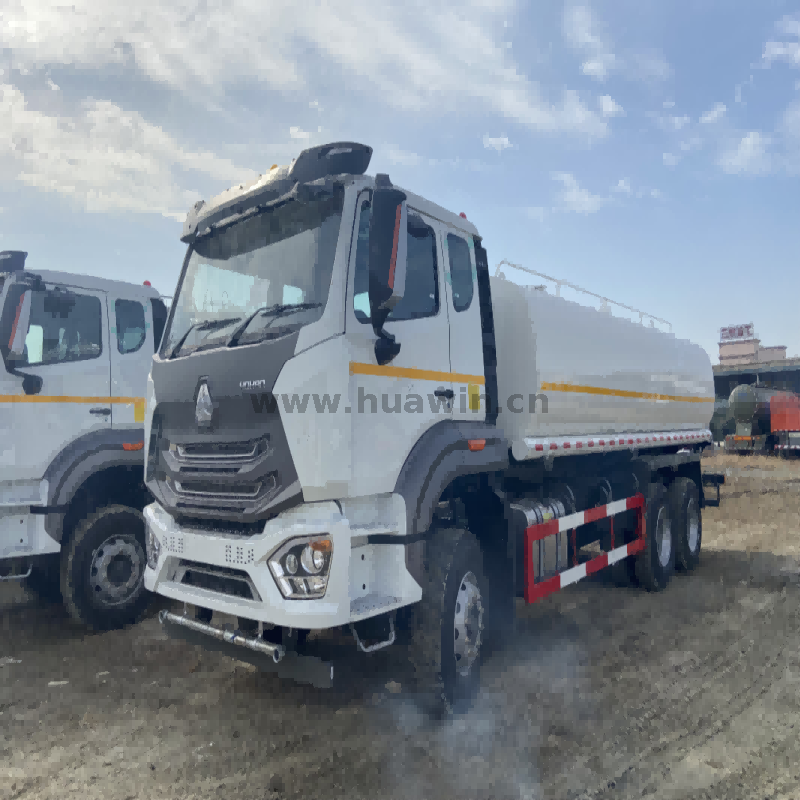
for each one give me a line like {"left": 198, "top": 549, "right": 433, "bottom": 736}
{"left": 585, "top": 552, "right": 609, "bottom": 575}
{"left": 584, "top": 506, "right": 607, "bottom": 524}
{"left": 525, "top": 518, "right": 559, "bottom": 542}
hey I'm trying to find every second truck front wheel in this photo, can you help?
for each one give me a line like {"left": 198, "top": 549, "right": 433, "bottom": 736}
{"left": 60, "top": 504, "right": 152, "bottom": 631}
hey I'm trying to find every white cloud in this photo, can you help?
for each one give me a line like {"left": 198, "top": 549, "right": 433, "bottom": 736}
{"left": 613, "top": 178, "right": 631, "bottom": 194}
{"left": 718, "top": 132, "right": 772, "bottom": 175}
{"left": 386, "top": 146, "right": 423, "bottom": 167}
{"left": 650, "top": 189, "right": 663, "bottom": 199}
{"left": 663, "top": 153, "right": 680, "bottom": 166}
{"left": 669, "top": 115, "right": 691, "bottom": 130}
{"left": 663, "top": 100, "right": 675, "bottom": 109}
{"left": 700, "top": 102, "right": 726, "bottom": 124}
{"left": 482, "top": 135, "right": 512, "bottom": 151}
{"left": 762, "top": 14, "right": 800, "bottom": 68}
{"left": 0, "top": 84, "right": 255, "bottom": 221}
{"left": 780, "top": 100, "right": 800, "bottom": 137}
{"left": 735, "top": 85, "right": 743, "bottom": 104}
{"left": 631, "top": 52, "right": 672, "bottom": 82}
{"left": 679, "top": 136, "right": 703, "bottom": 152}
{"left": 289, "top": 127, "right": 312, "bottom": 140}
{"left": 2, "top": 0, "right": 607, "bottom": 138}
{"left": 563, "top": 5, "right": 617, "bottom": 81}
{"left": 598, "top": 95, "right": 625, "bottom": 118}
{"left": 551, "top": 171, "right": 607, "bottom": 214}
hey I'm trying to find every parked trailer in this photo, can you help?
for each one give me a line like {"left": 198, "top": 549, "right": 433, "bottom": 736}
{"left": 724, "top": 383, "right": 800, "bottom": 455}
{"left": 144, "top": 141, "right": 724, "bottom": 711}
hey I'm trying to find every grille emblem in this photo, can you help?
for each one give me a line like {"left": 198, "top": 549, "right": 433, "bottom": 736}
{"left": 195, "top": 381, "right": 214, "bottom": 427}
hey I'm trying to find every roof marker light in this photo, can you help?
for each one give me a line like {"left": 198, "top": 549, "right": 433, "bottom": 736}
{"left": 143, "top": 281, "right": 151, "bottom": 286}
{"left": 459, "top": 212, "right": 467, "bottom": 219}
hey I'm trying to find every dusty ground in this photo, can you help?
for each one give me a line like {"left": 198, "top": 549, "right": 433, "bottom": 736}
{"left": 4, "top": 451, "right": 800, "bottom": 800}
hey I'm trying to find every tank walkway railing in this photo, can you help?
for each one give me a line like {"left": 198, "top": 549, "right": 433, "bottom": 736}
{"left": 494, "top": 260, "right": 672, "bottom": 334}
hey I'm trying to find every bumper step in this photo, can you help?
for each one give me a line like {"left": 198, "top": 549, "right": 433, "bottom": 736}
{"left": 159, "top": 610, "right": 334, "bottom": 689}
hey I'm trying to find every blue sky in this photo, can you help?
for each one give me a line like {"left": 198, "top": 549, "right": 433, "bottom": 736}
{"left": 1, "top": 0, "right": 799, "bottom": 363}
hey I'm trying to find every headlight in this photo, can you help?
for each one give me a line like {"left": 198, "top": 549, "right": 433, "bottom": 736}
{"left": 268, "top": 536, "right": 333, "bottom": 599}
{"left": 146, "top": 527, "right": 161, "bottom": 570}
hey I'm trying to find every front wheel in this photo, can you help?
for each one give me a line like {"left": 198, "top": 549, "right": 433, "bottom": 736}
{"left": 408, "top": 528, "right": 489, "bottom": 714}
{"left": 60, "top": 504, "right": 152, "bottom": 631}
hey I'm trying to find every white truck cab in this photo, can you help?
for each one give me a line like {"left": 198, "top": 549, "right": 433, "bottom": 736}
{"left": 0, "top": 251, "right": 168, "bottom": 630}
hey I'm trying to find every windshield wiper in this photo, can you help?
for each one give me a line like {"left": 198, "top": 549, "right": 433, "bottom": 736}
{"left": 226, "top": 303, "right": 322, "bottom": 347}
{"left": 168, "top": 317, "right": 241, "bottom": 359}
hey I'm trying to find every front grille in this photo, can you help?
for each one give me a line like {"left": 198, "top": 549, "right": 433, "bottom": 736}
{"left": 177, "top": 560, "right": 259, "bottom": 601}
{"left": 175, "top": 439, "right": 262, "bottom": 462}
{"left": 158, "top": 433, "right": 284, "bottom": 516}
{"left": 169, "top": 476, "right": 274, "bottom": 500}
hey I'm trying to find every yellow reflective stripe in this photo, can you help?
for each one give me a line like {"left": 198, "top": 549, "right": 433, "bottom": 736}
{"left": 349, "top": 362, "right": 485, "bottom": 385}
{"left": 540, "top": 382, "right": 713, "bottom": 403}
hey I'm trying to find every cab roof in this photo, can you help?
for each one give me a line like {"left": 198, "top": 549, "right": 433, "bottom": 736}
{"left": 20, "top": 269, "right": 164, "bottom": 300}
{"left": 183, "top": 141, "right": 481, "bottom": 243}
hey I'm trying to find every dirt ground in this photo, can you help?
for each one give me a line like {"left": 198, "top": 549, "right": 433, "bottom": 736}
{"left": 4, "top": 452, "right": 800, "bottom": 800}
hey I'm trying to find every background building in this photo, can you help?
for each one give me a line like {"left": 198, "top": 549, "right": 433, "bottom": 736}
{"left": 713, "top": 323, "right": 798, "bottom": 398}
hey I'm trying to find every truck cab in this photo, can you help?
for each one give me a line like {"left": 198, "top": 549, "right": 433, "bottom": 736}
{"left": 0, "top": 251, "right": 168, "bottom": 630}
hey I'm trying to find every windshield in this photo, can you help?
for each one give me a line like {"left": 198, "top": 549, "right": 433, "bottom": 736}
{"left": 162, "top": 192, "right": 344, "bottom": 358}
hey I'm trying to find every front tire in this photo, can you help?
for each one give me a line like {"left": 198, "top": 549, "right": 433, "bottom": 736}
{"left": 60, "top": 504, "right": 152, "bottom": 631}
{"left": 409, "top": 528, "right": 489, "bottom": 713}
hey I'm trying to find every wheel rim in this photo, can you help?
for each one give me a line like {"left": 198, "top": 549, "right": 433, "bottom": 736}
{"left": 687, "top": 498, "right": 700, "bottom": 553}
{"left": 89, "top": 533, "right": 145, "bottom": 607}
{"left": 453, "top": 571, "right": 484, "bottom": 677}
{"left": 654, "top": 507, "right": 672, "bottom": 567}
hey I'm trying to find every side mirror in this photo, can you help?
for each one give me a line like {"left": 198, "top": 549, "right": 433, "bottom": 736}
{"left": 367, "top": 175, "right": 407, "bottom": 365}
{"left": 7, "top": 290, "right": 32, "bottom": 361}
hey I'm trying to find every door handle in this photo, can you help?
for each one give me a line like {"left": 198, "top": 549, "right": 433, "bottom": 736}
{"left": 434, "top": 388, "right": 454, "bottom": 399}
{"left": 90, "top": 407, "right": 111, "bottom": 416}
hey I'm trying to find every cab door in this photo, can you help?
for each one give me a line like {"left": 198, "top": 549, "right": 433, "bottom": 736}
{"left": 108, "top": 296, "right": 153, "bottom": 431}
{"left": 2, "top": 283, "right": 111, "bottom": 484}
{"left": 346, "top": 191, "right": 453, "bottom": 497}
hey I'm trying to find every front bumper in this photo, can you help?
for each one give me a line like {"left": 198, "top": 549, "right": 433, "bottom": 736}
{"left": 143, "top": 496, "right": 422, "bottom": 630}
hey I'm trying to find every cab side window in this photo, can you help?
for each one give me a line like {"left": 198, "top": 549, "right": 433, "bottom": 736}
{"left": 115, "top": 299, "right": 146, "bottom": 354}
{"left": 22, "top": 290, "right": 103, "bottom": 366}
{"left": 447, "top": 234, "right": 475, "bottom": 312}
{"left": 353, "top": 202, "right": 440, "bottom": 323}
